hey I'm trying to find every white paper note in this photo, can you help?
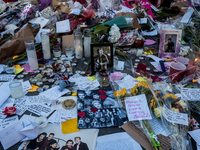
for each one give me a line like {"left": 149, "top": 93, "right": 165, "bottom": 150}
{"left": 181, "top": 7, "right": 194, "bottom": 23}
{"left": 0, "top": 82, "right": 11, "bottom": 107}
{"left": 15, "top": 98, "right": 28, "bottom": 116}
{"left": 189, "top": 129, "right": 200, "bottom": 145}
{"left": 0, "top": 64, "right": 7, "bottom": 74}
{"left": 22, "top": 80, "right": 32, "bottom": 92}
{"left": 139, "top": 18, "right": 147, "bottom": 24}
{"left": 28, "top": 104, "right": 53, "bottom": 117}
{"left": 147, "top": 55, "right": 162, "bottom": 62}
{"left": 56, "top": 19, "right": 70, "bottom": 33}
{"left": 0, "top": 74, "right": 15, "bottom": 82}
{"left": 30, "top": 17, "right": 49, "bottom": 28}
{"left": 125, "top": 94, "right": 152, "bottom": 121}
{"left": 19, "top": 122, "right": 40, "bottom": 139}
{"left": 0, "top": 121, "right": 25, "bottom": 149}
{"left": 115, "top": 75, "right": 138, "bottom": 89}
{"left": 39, "top": 85, "right": 70, "bottom": 100}
{"left": 148, "top": 115, "right": 170, "bottom": 136}
{"left": 96, "top": 132, "right": 142, "bottom": 150}
{"left": 117, "top": 61, "right": 124, "bottom": 70}
{"left": 142, "top": 30, "right": 158, "bottom": 36}
{"left": 0, "top": 116, "right": 18, "bottom": 131}
{"left": 163, "top": 105, "right": 188, "bottom": 126}
{"left": 181, "top": 88, "right": 200, "bottom": 101}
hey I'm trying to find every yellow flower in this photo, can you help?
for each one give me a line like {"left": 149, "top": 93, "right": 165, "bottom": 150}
{"left": 113, "top": 88, "right": 126, "bottom": 97}
{"left": 164, "top": 93, "right": 178, "bottom": 100}
{"left": 150, "top": 99, "right": 155, "bottom": 109}
{"left": 175, "top": 100, "right": 187, "bottom": 109}
{"left": 155, "top": 90, "right": 161, "bottom": 95}
{"left": 172, "top": 108, "right": 179, "bottom": 113}
{"left": 154, "top": 107, "right": 163, "bottom": 118}
{"left": 131, "top": 86, "right": 137, "bottom": 94}
{"left": 137, "top": 81, "right": 149, "bottom": 89}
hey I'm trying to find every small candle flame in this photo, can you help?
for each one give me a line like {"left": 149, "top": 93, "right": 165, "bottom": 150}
{"left": 7, "top": 2, "right": 9, "bottom": 5}
{"left": 103, "top": 77, "right": 105, "bottom": 81}
{"left": 195, "top": 58, "right": 198, "bottom": 62}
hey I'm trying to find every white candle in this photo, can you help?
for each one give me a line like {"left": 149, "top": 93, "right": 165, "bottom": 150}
{"left": 9, "top": 81, "right": 23, "bottom": 99}
{"left": 35, "top": 116, "right": 48, "bottom": 128}
{"left": 41, "top": 33, "right": 51, "bottom": 59}
{"left": 84, "top": 37, "right": 91, "bottom": 58}
{"left": 76, "top": 46, "right": 83, "bottom": 59}
{"left": 27, "top": 50, "right": 39, "bottom": 70}
{"left": 53, "top": 50, "right": 61, "bottom": 57}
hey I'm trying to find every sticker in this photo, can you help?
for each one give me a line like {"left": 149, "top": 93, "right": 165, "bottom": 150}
{"left": 62, "top": 99, "right": 76, "bottom": 110}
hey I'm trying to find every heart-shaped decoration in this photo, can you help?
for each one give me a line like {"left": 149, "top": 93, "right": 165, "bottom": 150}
{"left": 90, "top": 107, "right": 98, "bottom": 113}
{"left": 99, "top": 90, "right": 106, "bottom": 94}
{"left": 78, "top": 112, "right": 85, "bottom": 118}
{"left": 99, "top": 95, "right": 107, "bottom": 100}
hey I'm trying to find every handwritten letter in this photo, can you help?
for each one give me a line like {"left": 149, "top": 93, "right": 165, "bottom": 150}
{"left": 125, "top": 94, "right": 152, "bottom": 121}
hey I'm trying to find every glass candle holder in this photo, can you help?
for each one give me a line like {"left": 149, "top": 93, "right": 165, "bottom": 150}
{"left": 34, "top": 116, "right": 48, "bottom": 128}
{"left": 99, "top": 72, "right": 110, "bottom": 87}
{"left": 40, "top": 32, "right": 51, "bottom": 59}
{"left": 74, "top": 27, "right": 83, "bottom": 59}
{"left": 65, "top": 46, "right": 73, "bottom": 57}
{"left": 53, "top": 45, "right": 61, "bottom": 57}
{"left": 83, "top": 28, "right": 91, "bottom": 58}
{"left": 9, "top": 81, "right": 23, "bottom": 99}
{"left": 24, "top": 40, "right": 39, "bottom": 70}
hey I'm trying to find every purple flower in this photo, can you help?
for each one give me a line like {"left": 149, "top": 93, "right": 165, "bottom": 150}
{"left": 30, "top": 14, "right": 34, "bottom": 19}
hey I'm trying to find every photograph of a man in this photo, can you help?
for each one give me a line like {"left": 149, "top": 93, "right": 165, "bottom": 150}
{"left": 74, "top": 137, "right": 89, "bottom": 150}
{"left": 165, "top": 38, "right": 175, "bottom": 53}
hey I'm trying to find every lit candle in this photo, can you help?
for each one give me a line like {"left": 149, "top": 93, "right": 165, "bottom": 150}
{"left": 76, "top": 46, "right": 83, "bottom": 59}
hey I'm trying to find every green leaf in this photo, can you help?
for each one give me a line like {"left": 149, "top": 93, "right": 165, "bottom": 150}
{"left": 93, "top": 25, "right": 109, "bottom": 34}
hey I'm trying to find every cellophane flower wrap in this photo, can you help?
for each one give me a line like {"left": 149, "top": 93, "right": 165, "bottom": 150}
{"left": 112, "top": 78, "right": 162, "bottom": 150}
{"left": 151, "top": 82, "right": 192, "bottom": 150}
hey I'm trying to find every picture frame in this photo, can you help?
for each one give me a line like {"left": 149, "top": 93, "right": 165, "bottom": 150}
{"left": 91, "top": 43, "right": 113, "bottom": 75}
{"left": 159, "top": 29, "right": 182, "bottom": 58}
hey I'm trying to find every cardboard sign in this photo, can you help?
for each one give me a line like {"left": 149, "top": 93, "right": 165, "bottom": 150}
{"left": 122, "top": 122, "right": 171, "bottom": 150}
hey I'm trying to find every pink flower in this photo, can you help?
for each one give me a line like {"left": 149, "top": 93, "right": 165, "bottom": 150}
{"left": 194, "top": 126, "right": 199, "bottom": 130}
{"left": 191, "top": 118, "right": 196, "bottom": 125}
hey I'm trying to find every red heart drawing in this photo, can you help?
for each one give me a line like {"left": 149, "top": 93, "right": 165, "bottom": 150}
{"left": 99, "top": 90, "right": 106, "bottom": 94}
{"left": 78, "top": 112, "right": 85, "bottom": 118}
{"left": 99, "top": 95, "right": 107, "bottom": 100}
{"left": 90, "top": 107, "right": 98, "bottom": 113}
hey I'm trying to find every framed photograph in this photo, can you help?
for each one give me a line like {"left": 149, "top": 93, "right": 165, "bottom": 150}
{"left": 91, "top": 44, "right": 113, "bottom": 75}
{"left": 159, "top": 29, "right": 182, "bottom": 58}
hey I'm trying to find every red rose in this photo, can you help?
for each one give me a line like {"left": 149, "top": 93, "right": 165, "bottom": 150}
{"left": 52, "top": 40, "right": 58, "bottom": 44}
{"left": 3, "top": 107, "right": 16, "bottom": 115}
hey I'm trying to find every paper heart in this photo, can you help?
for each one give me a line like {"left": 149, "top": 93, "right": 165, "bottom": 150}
{"left": 99, "top": 90, "right": 106, "bottom": 94}
{"left": 99, "top": 95, "right": 107, "bottom": 100}
{"left": 90, "top": 107, "right": 98, "bottom": 113}
{"left": 78, "top": 112, "right": 85, "bottom": 118}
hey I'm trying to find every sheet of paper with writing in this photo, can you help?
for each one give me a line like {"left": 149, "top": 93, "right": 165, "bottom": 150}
{"left": 125, "top": 94, "right": 152, "bottom": 121}
{"left": 0, "top": 82, "right": 11, "bottom": 107}
{"left": 96, "top": 132, "right": 142, "bottom": 150}
{"left": 0, "top": 74, "right": 15, "bottom": 82}
{"left": 0, "top": 121, "right": 25, "bottom": 149}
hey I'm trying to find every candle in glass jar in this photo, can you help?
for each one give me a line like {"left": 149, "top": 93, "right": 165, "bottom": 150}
{"left": 41, "top": 32, "right": 51, "bottom": 59}
{"left": 76, "top": 46, "right": 83, "bottom": 59}
{"left": 9, "top": 81, "right": 23, "bottom": 99}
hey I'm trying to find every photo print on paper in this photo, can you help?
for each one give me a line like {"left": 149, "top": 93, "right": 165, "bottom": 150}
{"left": 77, "top": 89, "right": 127, "bottom": 129}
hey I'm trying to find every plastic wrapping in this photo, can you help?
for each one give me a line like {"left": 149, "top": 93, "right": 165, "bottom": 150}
{"left": 150, "top": 81, "right": 192, "bottom": 150}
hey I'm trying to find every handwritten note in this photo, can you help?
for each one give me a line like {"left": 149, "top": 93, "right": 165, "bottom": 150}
{"left": 181, "top": 88, "right": 200, "bottom": 101}
{"left": 189, "top": 129, "right": 200, "bottom": 145}
{"left": 0, "top": 82, "right": 11, "bottom": 107}
{"left": 21, "top": 63, "right": 34, "bottom": 72}
{"left": 39, "top": 6, "right": 55, "bottom": 19}
{"left": 125, "top": 94, "right": 152, "bottom": 121}
{"left": 163, "top": 105, "right": 188, "bottom": 126}
{"left": 0, "top": 116, "right": 19, "bottom": 131}
{"left": 0, "top": 121, "right": 25, "bottom": 149}
{"left": 40, "top": 85, "right": 70, "bottom": 100}
{"left": 22, "top": 80, "right": 32, "bottom": 91}
{"left": 0, "top": 74, "right": 15, "bottom": 82}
